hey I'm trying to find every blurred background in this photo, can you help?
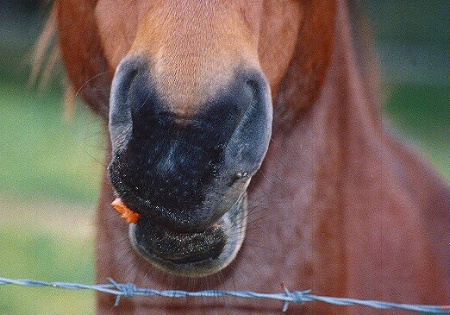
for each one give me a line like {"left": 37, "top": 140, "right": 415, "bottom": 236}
{"left": 0, "top": 1, "right": 448, "bottom": 314}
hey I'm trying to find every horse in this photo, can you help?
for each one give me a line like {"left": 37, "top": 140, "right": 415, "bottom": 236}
{"left": 51, "top": 0, "right": 448, "bottom": 314}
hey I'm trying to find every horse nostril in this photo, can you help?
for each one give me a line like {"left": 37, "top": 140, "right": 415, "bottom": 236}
{"left": 228, "top": 171, "right": 249, "bottom": 187}
{"left": 109, "top": 59, "right": 145, "bottom": 150}
{"left": 109, "top": 58, "right": 166, "bottom": 148}
{"left": 235, "top": 171, "right": 248, "bottom": 179}
{"left": 122, "top": 69, "right": 139, "bottom": 97}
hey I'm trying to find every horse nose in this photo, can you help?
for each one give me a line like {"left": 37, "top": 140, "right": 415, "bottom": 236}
{"left": 109, "top": 58, "right": 270, "bottom": 148}
{"left": 108, "top": 57, "right": 272, "bottom": 232}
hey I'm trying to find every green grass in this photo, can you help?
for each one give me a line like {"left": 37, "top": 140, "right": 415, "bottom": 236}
{"left": 0, "top": 84, "right": 100, "bottom": 314}
{"left": 0, "top": 229, "right": 95, "bottom": 315}
{"left": 0, "top": 195, "right": 95, "bottom": 315}
{"left": 0, "top": 83, "right": 105, "bottom": 205}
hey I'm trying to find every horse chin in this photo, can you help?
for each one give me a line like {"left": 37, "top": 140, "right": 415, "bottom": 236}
{"left": 128, "top": 195, "right": 247, "bottom": 277}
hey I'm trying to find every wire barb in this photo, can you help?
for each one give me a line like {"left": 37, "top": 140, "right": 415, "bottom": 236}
{"left": 0, "top": 277, "right": 448, "bottom": 314}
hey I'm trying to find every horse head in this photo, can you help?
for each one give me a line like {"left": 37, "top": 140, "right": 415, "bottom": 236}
{"left": 57, "top": 0, "right": 334, "bottom": 277}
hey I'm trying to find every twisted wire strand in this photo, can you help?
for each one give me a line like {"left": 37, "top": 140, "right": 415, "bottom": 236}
{"left": 0, "top": 277, "right": 448, "bottom": 314}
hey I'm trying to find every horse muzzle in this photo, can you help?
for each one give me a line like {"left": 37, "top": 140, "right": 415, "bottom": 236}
{"left": 107, "top": 57, "right": 272, "bottom": 277}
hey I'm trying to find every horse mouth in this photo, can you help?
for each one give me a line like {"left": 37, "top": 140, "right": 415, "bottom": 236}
{"left": 125, "top": 195, "right": 247, "bottom": 277}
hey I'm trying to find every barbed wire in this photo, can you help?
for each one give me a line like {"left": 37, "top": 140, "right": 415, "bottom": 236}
{"left": 0, "top": 277, "right": 448, "bottom": 314}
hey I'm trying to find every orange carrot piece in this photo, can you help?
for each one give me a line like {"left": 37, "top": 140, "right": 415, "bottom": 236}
{"left": 111, "top": 198, "right": 141, "bottom": 224}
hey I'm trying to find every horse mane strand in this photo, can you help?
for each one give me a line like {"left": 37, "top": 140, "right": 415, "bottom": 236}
{"left": 30, "top": 5, "right": 77, "bottom": 122}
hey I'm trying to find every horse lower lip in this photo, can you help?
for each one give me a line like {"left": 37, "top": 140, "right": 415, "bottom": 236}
{"left": 128, "top": 195, "right": 248, "bottom": 277}
{"left": 131, "top": 216, "right": 227, "bottom": 263}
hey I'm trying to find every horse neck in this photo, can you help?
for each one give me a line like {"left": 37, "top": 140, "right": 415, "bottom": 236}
{"left": 253, "top": 0, "right": 448, "bottom": 306}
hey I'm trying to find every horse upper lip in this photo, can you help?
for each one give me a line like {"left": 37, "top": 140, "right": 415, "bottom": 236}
{"left": 126, "top": 193, "right": 248, "bottom": 277}
{"left": 110, "top": 178, "right": 213, "bottom": 232}
{"left": 110, "top": 169, "right": 244, "bottom": 232}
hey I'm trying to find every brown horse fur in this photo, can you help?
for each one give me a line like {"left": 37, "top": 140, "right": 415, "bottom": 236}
{"left": 52, "top": 0, "right": 448, "bottom": 314}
